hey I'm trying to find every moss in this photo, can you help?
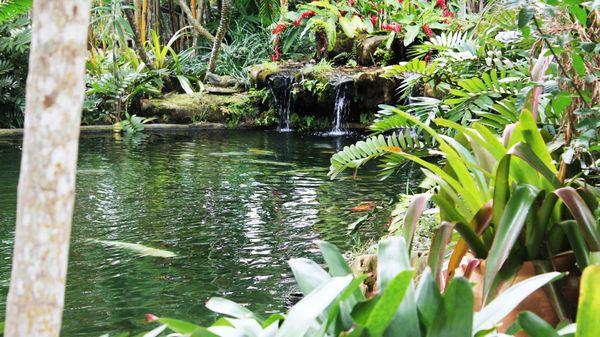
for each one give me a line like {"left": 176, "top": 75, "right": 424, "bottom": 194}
{"left": 249, "top": 62, "right": 280, "bottom": 86}
{"left": 140, "top": 90, "right": 276, "bottom": 128}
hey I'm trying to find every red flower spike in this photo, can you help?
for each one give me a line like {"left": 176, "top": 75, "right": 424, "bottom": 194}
{"left": 271, "top": 23, "right": 286, "bottom": 35}
{"left": 422, "top": 24, "right": 433, "bottom": 37}
{"left": 370, "top": 14, "right": 377, "bottom": 27}
{"left": 293, "top": 19, "right": 302, "bottom": 26}
{"left": 436, "top": 0, "right": 446, "bottom": 8}
{"left": 145, "top": 314, "right": 159, "bottom": 322}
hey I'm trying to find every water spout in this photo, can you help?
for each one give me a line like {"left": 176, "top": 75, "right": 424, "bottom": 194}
{"left": 268, "top": 74, "right": 295, "bottom": 132}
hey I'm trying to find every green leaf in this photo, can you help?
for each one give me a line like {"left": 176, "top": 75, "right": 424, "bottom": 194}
{"left": 317, "top": 241, "right": 352, "bottom": 276}
{"left": 569, "top": 5, "right": 588, "bottom": 27}
{"left": 426, "top": 278, "right": 473, "bottom": 337}
{"left": 275, "top": 275, "right": 353, "bottom": 337}
{"left": 571, "top": 52, "right": 587, "bottom": 76}
{"left": 288, "top": 258, "right": 331, "bottom": 295}
{"left": 559, "top": 220, "right": 590, "bottom": 270}
{"left": 518, "top": 311, "right": 560, "bottom": 337}
{"left": 555, "top": 187, "right": 600, "bottom": 251}
{"left": 576, "top": 265, "right": 600, "bottom": 337}
{"left": 483, "top": 184, "right": 541, "bottom": 302}
{"left": 428, "top": 222, "right": 454, "bottom": 280}
{"left": 157, "top": 318, "right": 202, "bottom": 334}
{"left": 508, "top": 142, "right": 561, "bottom": 189}
{"left": 205, "top": 297, "right": 261, "bottom": 322}
{"left": 474, "top": 272, "right": 563, "bottom": 332}
{"left": 403, "top": 194, "right": 431, "bottom": 252}
{"left": 518, "top": 6, "right": 534, "bottom": 28}
{"left": 553, "top": 92, "right": 573, "bottom": 114}
{"left": 415, "top": 268, "right": 443, "bottom": 328}
{"left": 492, "top": 155, "right": 511, "bottom": 226}
{"left": 404, "top": 25, "right": 420, "bottom": 46}
{"left": 365, "top": 270, "right": 414, "bottom": 337}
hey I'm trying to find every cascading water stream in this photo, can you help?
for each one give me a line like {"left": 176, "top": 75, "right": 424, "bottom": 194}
{"left": 268, "top": 74, "right": 295, "bottom": 132}
{"left": 328, "top": 78, "right": 353, "bottom": 136}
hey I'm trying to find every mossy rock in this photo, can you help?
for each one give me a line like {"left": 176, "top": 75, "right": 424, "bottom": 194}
{"left": 140, "top": 92, "right": 259, "bottom": 124}
{"left": 249, "top": 63, "right": 280, "bottom": 88}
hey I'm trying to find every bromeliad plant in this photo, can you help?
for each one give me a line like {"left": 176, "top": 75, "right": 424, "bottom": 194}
{"left": 132, "top": 237, "right": 564, "bottom": 337}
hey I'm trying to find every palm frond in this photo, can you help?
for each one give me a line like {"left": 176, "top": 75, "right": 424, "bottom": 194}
{"left": 329, "top": 130, "right": 431, "bottom": 179}
{"left": 0, "top": 0, "right": 32, "bottom": 24}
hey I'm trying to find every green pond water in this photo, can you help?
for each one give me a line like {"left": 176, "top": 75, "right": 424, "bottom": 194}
{"left": 0, "top": 130, "right": 419, "bottom": 336}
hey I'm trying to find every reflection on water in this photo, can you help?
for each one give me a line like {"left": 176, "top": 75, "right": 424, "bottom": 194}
{"left": 0, "top": 130, "right": 420, "bottom": 336}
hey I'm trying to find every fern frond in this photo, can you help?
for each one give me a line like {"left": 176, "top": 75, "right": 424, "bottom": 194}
{"left": 0, "top": 0, "right": 32, "bottom": 24}
{"left": 328, "top": 130, "right": 431, "bottom": 179}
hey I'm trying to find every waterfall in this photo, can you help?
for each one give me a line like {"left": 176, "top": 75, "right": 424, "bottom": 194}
{"left": 268, "top": 74, "right": 295, "bottom": 132}
{"left": 328, "top": 78, "right": 353, "bottom": 136}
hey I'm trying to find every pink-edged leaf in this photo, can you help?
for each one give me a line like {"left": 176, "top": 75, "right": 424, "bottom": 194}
{"left": 555, "top": 187, "right": 600, "bottom": 251}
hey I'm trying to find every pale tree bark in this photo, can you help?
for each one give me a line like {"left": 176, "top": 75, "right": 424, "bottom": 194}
{"left": 205, "top": 0, "right": 231, "bottom": 78}
{"left": 4, "top": 1, "right": 92, "bottom": 336}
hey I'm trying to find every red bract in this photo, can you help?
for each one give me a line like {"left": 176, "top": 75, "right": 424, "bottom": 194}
{"left": 392, "top": 22, "right": 402, "bottom": 33}
{"left": 422, "top": 24, "right": 433, "bottom": 37}
{"left": 436, "top": 0, "right": 446, "bottom": 8}
{"left": 424, "top": 50, "right": 432, "bottom": 62}
{"left": 301, "top": 11, "right": 316, "bottom": 19}
{"left": 271, "top": 24, "right": 286, "bottom": 34}
{"left": 443, "top": 8, "right": 454, "bottom": 18}
{"left": 370, "top": 14, "right": 377, "bottom": 27}
{"left": 293, "top": 19, "right": 302, "bottom": 26}
{"left": 145, "top": 314, "right": 159, "bottom": 322}
{"left": 398, "top": 0, "right": 403, "bottom": 3}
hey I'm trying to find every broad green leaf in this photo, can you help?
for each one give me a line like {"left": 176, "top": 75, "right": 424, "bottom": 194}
{"left": 569, "top": 5, "right": 588, "bottom": 27}
{"left": 404, "top": 25, "right": 420, "bottom": 46}
{"left": 317, "top": 241, "right": 352, "bottom": 276}
{"left": 206, "top": 297, "right": 261, "bottom": 321}
{"left": 365, "top": 271, "right": 414, "bottom": 337}
{"left": 190, "top": 327, "right": 221, "bottom": 337}
{"left": 518, "top": 6, "right": 534, "bottom": 28}
{"left": 483, "top": 184, "right": 541, "bottom": 301}
{"left": 275, "top": 275, "right": 353, "bottom": 337}
{"left": 555, "top": 187, "right": 600, "bottom": 251}
{"left": 428, "top": 222, "right": 454, "bottom": 280}
{"left": 518, "top": 311, "right": 559, "bottom": 337}
{"left": 157, "top": 318, "right": 202, "bottom": 334}
{"left": 415, "top": 268, "right": 443, "bottom": 328}
{"left": 377, "top": 237, "right": 421, "bottom": 337}
{"left": 426, "top": 278, "right": 473, "bottom": 337}
{"left": 474, "top": 272, "right": 562, "bottom": 332}
{"left": 559, "top": 220, "right": 590, "bottom": 269}
{"left": 492, "top": 155, "right": 511, "bottom": 228}
{"left": 508, "top": 142, "right": 561, "bottom": 189}
{"left": 288, "top": 258, "right": 331, "bottom": 295}
{"left": 90, "top": 240, "right": 176, "bottom": 258}
{"left": 576, "top": 265, "right": 600, "bottom": 337}
{"left": 403, "top": 194, "right": 431, "bottom": 252}
{"left": 571, "top": 52, "right": 586, "bottom": 76}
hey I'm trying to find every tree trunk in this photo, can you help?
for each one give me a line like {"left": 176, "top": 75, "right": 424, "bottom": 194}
{"left": 206, "top": 0, "right": 231, "bottom": 78}
{"left": 4, "top": 0, "right": 91, "bottom": 336}
{"left": 191, "top": 0, "right": 197, "bottom": 18}
{"left": 141, "top": 0, "right": 148, "bottom": 44}
{"left": 178, "top": 0, "right": 216, "bottom": 42}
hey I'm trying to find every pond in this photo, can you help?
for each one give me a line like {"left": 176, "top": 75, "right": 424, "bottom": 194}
{"left": 0, "top": 130, "right": 419, "bottom": 336}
